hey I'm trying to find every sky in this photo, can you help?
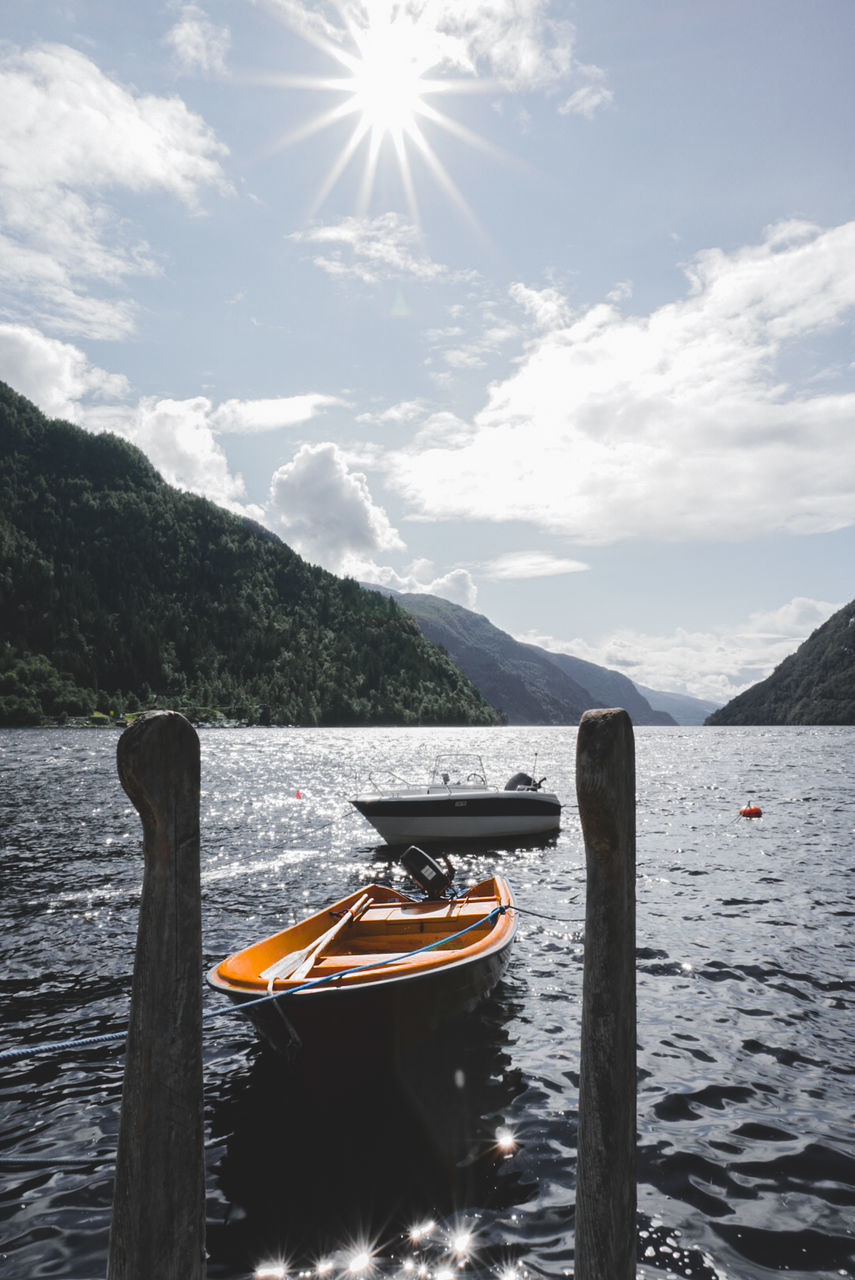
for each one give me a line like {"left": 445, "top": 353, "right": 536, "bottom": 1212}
{"left": 2, "top": 0, "right": 854, "bottom": 706}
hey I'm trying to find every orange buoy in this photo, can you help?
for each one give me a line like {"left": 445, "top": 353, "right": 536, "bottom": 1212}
{"left": 739, "top": 803, "right": 762, "bottom": 818}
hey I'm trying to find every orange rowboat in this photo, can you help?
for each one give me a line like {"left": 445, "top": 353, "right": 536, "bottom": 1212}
{"left": 206, "top": 875, "right": 517, "bottom": 1060}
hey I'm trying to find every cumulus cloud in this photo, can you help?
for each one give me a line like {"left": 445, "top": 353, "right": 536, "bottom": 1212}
{"left": 288, "top": 213, "right": 461, "bottom": 284}
{"left": 387, "top": 220, "right": 855, "bottom": 545}
{"left": 0, "top": 324, "right": 130, "bottom": 419}
{"left": 360, "top": 563, "right": 478, "bottom": 608}
{"left": 521, "top": 597, "right": 841, "bottom": 703}
{"left": 165, "top": 5, "right": 231, "bottom": 75}
{"left": 82, "top": 396, "right": 261, "bottom": 516}
{"left": 82, "top": 389, "right": 345, "bottom": 514}
{"left": 267, "top": 441, "right": 405, "bottom": 572}
{"left": 0, "top": 42, "right": 230, "bottom": 336}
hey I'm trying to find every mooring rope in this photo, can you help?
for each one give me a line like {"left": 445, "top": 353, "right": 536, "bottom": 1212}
{"left": 0, "top": 1029, "right": 130, "bottom": 1064}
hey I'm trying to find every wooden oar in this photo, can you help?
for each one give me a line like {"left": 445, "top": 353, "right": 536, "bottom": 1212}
{"left": 262, "top": 892, "right": 371, "bottom": 990}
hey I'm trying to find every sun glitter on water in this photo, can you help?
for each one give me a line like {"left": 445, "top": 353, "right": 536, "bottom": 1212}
{"left": 261, "top": 0, "right": 503, "bottom": 221}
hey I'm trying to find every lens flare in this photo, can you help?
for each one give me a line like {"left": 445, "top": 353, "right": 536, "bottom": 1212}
{"left": 257, "top": 0, "right": 514, "bottom": 223}
{"left": 450, "top": 1229, "right": 473, "bottom": 1259}
{"left": 408, "top": 1219, "right": 436, "bottom": 1242}
{"left": 495, "top": 1125, "right": 517, "bottom": 1154}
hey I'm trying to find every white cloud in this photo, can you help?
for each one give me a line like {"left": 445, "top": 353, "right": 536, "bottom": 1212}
{"left": 521, "top": 596, "right": 841, "bottom": 703}
{"left": 360, "top": 563, "right": 478, "bottom": 608}
{"left": 165, "top": 5, "right": 231, "bottom": 75}
{"left": 410, "top": 410, "right": 476, "bottom": 448}
{"left": 0, "top": 324, "right": 129, "bottom": 418}
{"left": 387, "top": 220, "right": 855, "bottom": 544}
{"left": 288, "top": 213, "right": 460, "bottom": 284}
{"left": 0, "top": 42, "right": 230, "bottom": 336}
{"left": 209, "top": 394, "right": 343, "bottom": 433}
{"left": 426, "top": 300, "right": 521, "bottom": 375}
{"left": 83, "top": 391, "right": 347, "bottom": 512}
{"left": 437, "top": 1, "right": 576, "bottom": 91}
{"left": 356, "top": 400, "right": 426, "bottom": 426}
{"left": 558, "top": 64, "right": 613, "bottom": 118}
{"left": 510, "top": 281, "right": 571, "bottom": 329}
{"left": 482, "top": 551, "right": 589, "bottom": 579}
{"left": 267, "top": 441, "right": 404, "bottom": 572}
{"left": 81, "top": 396, "right": 260, "bottom": 516}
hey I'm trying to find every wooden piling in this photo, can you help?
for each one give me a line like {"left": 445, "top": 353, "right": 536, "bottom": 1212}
{"left": 107, "top": 710, "right": 205, "bottom": 1280}
{"left": 574, "top": 708, "right": 636, "bottom": 1280}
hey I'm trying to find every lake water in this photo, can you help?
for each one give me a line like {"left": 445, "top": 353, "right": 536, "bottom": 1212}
{"left": 1, "top": 724, "right": 853, "bottom": 1280}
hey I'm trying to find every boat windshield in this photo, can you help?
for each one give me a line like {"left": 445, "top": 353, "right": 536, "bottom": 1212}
{"left": 428, "top": 755, "right": 488, "bottom": 788}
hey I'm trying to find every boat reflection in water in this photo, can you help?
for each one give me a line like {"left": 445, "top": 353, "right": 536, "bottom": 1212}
{"left": 204, "top": 844, "right": 537, "bottom": 1277}
{"left": 205, "top": 984, "right": 533, "bottom": 1278}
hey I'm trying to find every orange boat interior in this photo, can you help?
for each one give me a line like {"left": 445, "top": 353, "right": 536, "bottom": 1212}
{"left": 213, "top": 878, "right": 513, "bottom": 992}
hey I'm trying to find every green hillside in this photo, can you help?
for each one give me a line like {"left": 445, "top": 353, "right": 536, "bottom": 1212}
{"left": 0, "top": 382, "right": 500, "bottom": 728}
{"left": 706, "top": 599, "right": 855, "bottom": 724}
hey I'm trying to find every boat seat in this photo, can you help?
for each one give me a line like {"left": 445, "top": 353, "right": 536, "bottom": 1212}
{"left": 310, "top": 953, "right": 408, "bottom": 973}
{"left": 379, "top": 910, "right": 494, "bottom": 933}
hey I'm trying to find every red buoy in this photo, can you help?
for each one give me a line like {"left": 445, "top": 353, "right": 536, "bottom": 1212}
{"left": 739, "top": 803, "right": 762, "bottom": 818}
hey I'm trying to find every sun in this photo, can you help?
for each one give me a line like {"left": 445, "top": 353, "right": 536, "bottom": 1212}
{"left": 347, "top": 16, "right": 427, "bottom": 141}
{"left": 260, "top": 3, "right": 505, "bottom": 223}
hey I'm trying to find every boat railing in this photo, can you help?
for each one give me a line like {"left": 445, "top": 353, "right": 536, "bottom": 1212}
{"left": 362, "top": 768, "right": 415, "bottom": 794}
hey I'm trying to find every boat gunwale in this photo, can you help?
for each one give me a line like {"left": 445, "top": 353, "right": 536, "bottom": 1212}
{"left": 207, "top": 877, "right": 516, "bottom": 999}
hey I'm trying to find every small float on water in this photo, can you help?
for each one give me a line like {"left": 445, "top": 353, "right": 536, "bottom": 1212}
{"left": 739, "top": 802, "right": 763, "bottom": 818}
{"left": 349, "top": 753, "right": 561, "bottom": 845}
{"left": 206, "top": 846, "right": 517, "bottom": 1060}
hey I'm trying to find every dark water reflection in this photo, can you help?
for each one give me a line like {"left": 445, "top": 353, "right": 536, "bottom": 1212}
{"left": 2, "top": 725, "right": 855, "bottom": 1279}
{"left": 206, "top": 997, "right": 532, "bottom": 1278}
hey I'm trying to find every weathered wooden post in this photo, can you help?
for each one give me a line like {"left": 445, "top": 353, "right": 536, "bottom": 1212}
{"left": 107, "top": 710, "right": 205, "bottom": 1280}
{"left": 574, "top": 708, "right": 636, "bottom": 1280}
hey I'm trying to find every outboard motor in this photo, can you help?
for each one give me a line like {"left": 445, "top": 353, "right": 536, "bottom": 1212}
{"left": 400, "top": 845, "right": 455, "bottom": 898}
{"left": 505, "top": 771, "right": 538, "bottom": 792}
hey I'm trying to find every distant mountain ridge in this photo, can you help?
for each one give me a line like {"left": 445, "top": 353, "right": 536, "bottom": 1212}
{"left": 365, "top": 587, "right": 693, "bottom": 725}
{"left": 706, "top": 597, "right": 855, "bottom": 724}
{"left": 635, "top": 683, "right": 720, "bottom": 727}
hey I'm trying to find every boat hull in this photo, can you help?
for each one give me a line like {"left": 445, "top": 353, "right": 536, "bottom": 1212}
{"left": 351, "top": 792, "right": 561, "bottom": 844}
{"left": 213, "top": 940, "right": 513, "bottom": 1059}
{"left": 207, "top": 878, "right": 517, "bottom": 1062}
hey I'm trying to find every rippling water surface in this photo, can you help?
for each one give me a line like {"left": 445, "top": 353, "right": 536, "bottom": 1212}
{"left": 1, "top": 724, "right": 854, "bottom": 1279}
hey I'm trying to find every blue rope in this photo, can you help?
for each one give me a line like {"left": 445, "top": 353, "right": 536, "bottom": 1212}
{"left": 0, "top": 1029, "right": 128, "bottom": 1064}
{"left": 0, "top": 905, "right": 508, "bottom": 1065}
{"left": 221, "top": 905, "right": 505, "bottom": 1014}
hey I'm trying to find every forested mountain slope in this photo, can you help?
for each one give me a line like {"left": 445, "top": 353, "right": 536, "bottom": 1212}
{"left": 706, "top": 598, "right": 855, "bottom": 724}
{"left": 0, "top": 382, "right": 500, "bottom": 727}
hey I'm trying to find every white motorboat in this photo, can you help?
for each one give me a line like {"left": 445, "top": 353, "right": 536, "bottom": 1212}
{"left": 350, "top": 754, "right": 561, "bottom": 845}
